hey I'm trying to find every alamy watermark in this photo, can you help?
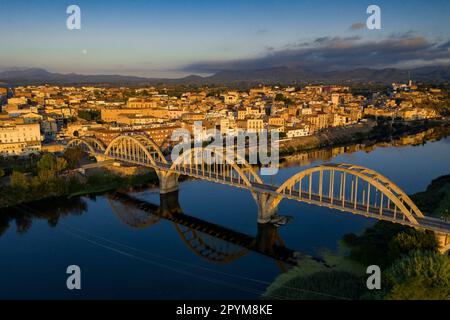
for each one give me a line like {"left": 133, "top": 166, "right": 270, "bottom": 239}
{"left": 367, "top": 5, "right": 381, "bottom": 30}
{"left": 66, "top": 5, "right": 81, "bottom": 30}
{"left": 170, "top": 121, "right": 280, "bottom": 176}
{"left": 366, "top": 265, "right": 381, "bottom": 290}
{"left": 66, "top": 265, "right": 81, "bottom": 290}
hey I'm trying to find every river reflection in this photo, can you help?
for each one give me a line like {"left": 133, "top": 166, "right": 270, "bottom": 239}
{"left": 280, "top": 126, "right": 450, "bottom": 169}
{"left": 0, "top": 197, "right": 87, "bottom": 237}
{"left": 0, "top": 191, "right": 301, "bottom": 272}
{"left": 108, "top": 192, "right": 301, "bottom": 270}
{"left": 0, "top": 127, "right": 449, "bottom": 299}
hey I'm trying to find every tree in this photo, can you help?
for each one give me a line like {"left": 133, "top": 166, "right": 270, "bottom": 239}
{"left": 384, "top": 251, "right": 450, "bottom": 300}
{"left": 0, "top": 168, "right": 4, "bottom": 178}
{"left": 342, "top": 220, "right": 442, "bottom": 268}
{"left": 275, "top": 93, "right": 285, "bottom": 101}
{"left": 275, "top": 93, "right": 294, "bottom": 105}
{"left": 342, "top": 221, "right": 409, "bottom": 268}
{"left": 388, "top": 229, "right": 439, "bottom": 260}
{"left": 11, "top": 171, "right": 29, "bottom": 190}
{"left": 54, "top": 157, "right": 68, "bottom": 173}
{"left": 435, "top": 189, "right": 450, "bottom": 220}
{"left": 37, "top": 153, "right": 56, "bottom": 173}
{"left": 77, "top": 109, "right": 101, "bottom": 122}
{"left": 63, "top": 147, "right": 84, "bottom": 168}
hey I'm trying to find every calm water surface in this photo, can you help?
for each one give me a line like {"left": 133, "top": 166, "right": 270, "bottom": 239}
{"left": 0, "top": 135, "right": 449, "bottom": 299}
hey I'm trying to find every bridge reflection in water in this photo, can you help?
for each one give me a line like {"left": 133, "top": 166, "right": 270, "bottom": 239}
{"left": 107, "top": 191, "right": 300, "bottom": 272}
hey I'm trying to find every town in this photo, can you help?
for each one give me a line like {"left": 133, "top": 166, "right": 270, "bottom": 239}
{"left": 0, "top": 81, "right": 446, "bottom": 158}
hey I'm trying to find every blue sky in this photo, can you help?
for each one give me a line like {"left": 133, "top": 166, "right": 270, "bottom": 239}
{"left": 0, "top": 0, "right": 449, "bottom": 77}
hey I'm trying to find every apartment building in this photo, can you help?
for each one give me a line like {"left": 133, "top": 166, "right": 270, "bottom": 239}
{"left": 126, "top": 98, "right": 158, "bottom": 108}
{"left": 0, "top": 121, "right": 42, "bottom": 156}
{"left": 286, "top": 124, "right": 311, "bottom": 138}
{"left": 246, "top": 118, "right": 265, "bottom": 133}
{"left": 101, "top": 107, "right": 170, "bottom": 123}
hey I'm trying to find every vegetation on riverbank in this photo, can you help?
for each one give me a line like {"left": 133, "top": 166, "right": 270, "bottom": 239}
{"left": 0, "top": 168, "right": 159, "bottom": 208}
{"left": 265, "top": 226, "right": 448, "bottom": 300}
{"left": 67, "top": 171, "right": 159, "bottom": 198}
{"left": 0, "top": 150, "right": 159, "bottom": 208}
{"left": 265, "top": 175, "right": 450, "bottom": 300}
{"left": 410, "top": 174, "right": 450, "bottom": 220}
{"left": 264, "top": 248, "right": 367, "bottom": 300}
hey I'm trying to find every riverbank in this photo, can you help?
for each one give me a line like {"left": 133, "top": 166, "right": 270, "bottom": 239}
{"left": 280, "top": 118, "right": 449, "bottom": 156}
{"left": 0, "top": 169, "right": 160, "bottom": 209}
{"left": 280, "top": 125, "right": 450, "bottom": 169}
{"left": 264, "top": 174, "right": 450, "bottom": 300}
{"left": 410, "top": 174, "right": 450, "bottom": 219}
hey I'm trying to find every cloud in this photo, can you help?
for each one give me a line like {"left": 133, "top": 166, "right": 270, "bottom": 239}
{"left": 388, "top": 30, "right": 417, "bottom": 39}
{"left": 182, "top": 35, "right": 450, "bottom": 73}
{"left": 256, "top": 29, "right": 269, "bottom": 35}
{"left": 350, "top": 22, "right": 365, "bottom": 31}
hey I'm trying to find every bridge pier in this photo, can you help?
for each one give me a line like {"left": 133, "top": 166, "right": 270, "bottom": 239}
{"left": 253, "top": 192, "right": 279, "bottom": 224}
{"left": 94, "top": 154, "right": 109, "bottom": 162}
{"left": 156, "top": 170, "right": 179, "bottom": 194}
{"left": 435, "top": 232, "right": 450, "bottom": 254}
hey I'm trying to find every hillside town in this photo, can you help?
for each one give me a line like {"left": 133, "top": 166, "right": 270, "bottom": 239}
{"left": 0, "top": 82, "right": 446, "bottom": 157}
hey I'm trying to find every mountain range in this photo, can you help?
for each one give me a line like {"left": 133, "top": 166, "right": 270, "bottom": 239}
{"left": 0, "top": 66, "right": 449, "bottom": 86}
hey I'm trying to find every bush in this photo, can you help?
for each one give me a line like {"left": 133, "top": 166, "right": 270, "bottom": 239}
{"left": 63, "top": 147, "right": 85, "bottom": 169}
{"left": 388, "top": 229, "right": 439, "bottom": 260}
{"left": 11, "top": 171, "right": 29, "bottom": 190}
{"left": 78, "top": 109, "right": 101, "bottom": 121}
{"left": 384, "top": 251, "right": 450, "bottom": 300}
{"left": 343, "top": 221, "right": 409, "bottom": 268}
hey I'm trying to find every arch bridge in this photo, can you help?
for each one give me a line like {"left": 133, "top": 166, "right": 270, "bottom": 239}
{"left": 66, "top": 135, "right": 450, "bottom": 253}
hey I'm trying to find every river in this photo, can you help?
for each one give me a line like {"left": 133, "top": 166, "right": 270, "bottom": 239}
{"left": 0, "top": 130, "right": 449, "bottom": 299}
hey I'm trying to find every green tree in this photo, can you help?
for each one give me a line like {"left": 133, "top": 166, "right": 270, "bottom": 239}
{"left": 342, "top": 221, "right": 441, "bottom": 268}
{"left": 11, "top": 171, "right": 29, "bottom": 190}
{"left": 37, "top": 153, "right": 56, "bottom": 173}
{"left": 54, "top": 157, "right": 68, "bottom": 173}
{"left": 384, "top": 251, "right": 450, "bottom": 300}
{"left": 36, "top": 168, "right": 56, "bottom": 183}
{"left": 435, "top": 188, "right": 450, "bottom": 220}
{"left": 388, "top": 229, "right": 439, "bottom": 260}
{"left": 275, "top": 93, "right": 294, "bottom": 105}
{"left": 77, "top": 109, "right": 101, "bottom": 122}
{"left": 63, "top": 147, "right": 84, "bottom": 168}
{"left": 342, "top": 221, "right": 408, "bottom": 268}
{"left": 275, "top": 93, "right": 285, "bottom": 101}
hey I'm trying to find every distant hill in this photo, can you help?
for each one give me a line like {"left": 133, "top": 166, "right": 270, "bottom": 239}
{"left": 0, "top": 68, "right": 153, "bottom": 85}
{"left": 0, "top": 66, "right": 449, "bottom": 86}
{"left": 205, "top": 66, "right": 450, "bottom": 84}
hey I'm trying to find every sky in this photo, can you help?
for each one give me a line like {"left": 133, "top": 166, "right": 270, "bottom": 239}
{"left": 0, "top": 0, "right": 449, "bottom": 78}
